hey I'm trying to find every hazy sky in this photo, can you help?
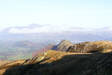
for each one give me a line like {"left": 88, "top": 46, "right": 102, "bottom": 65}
{"left": 0, "top": 0, "right": 112, "bottom": 30}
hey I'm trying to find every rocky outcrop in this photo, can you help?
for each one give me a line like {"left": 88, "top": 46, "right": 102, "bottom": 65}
{"left": 55, "top": 40, "right": 73, "bottom": 51}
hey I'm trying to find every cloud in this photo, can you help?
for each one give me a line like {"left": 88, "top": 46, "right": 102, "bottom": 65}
{"left": 3, "top": 24, "right": 75, "bottom": 34}
{"left": 1, "top": 24, "right": 50, "bottom": 34}
{"left": 8, "top": 27, "right": 50, "bottom": 33}
{"left": 1, "top": 24, "right": 112, "bottom": 34}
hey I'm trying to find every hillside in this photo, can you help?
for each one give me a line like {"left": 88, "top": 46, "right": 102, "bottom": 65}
{"left": 0, "top": 50, "right": 112, "bottom": 75}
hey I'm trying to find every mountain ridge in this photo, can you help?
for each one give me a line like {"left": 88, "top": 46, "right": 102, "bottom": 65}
{"left": 54, "top": 40, "right": 112, "bottom": 53}
{"left": 0, "top": 40, "right": 112, "bottom": 75}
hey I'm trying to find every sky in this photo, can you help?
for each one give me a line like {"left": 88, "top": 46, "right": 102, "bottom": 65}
{"left": 0, "top": 0, "right": 112, "bottom": 32}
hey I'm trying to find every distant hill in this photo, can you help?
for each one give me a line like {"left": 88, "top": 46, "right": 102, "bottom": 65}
{"left": 14, "top": 40, "right": 38, "bottom": 48}
{"left": 0, "top": 40, "right": 50, "bottom": 60}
